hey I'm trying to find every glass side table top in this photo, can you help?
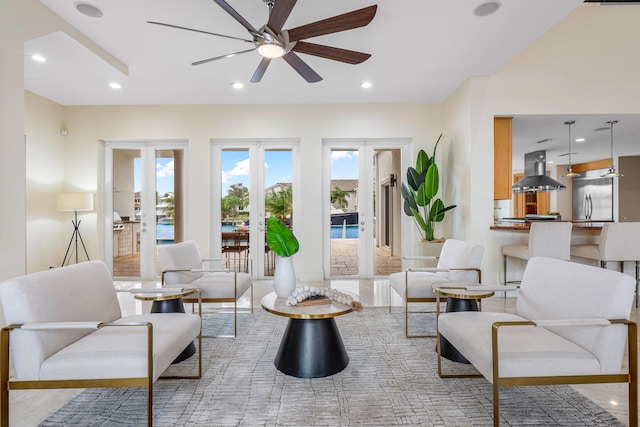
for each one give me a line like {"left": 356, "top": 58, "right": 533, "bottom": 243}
{"left": 132, "top": 287, "right": 197, "bottom": 302}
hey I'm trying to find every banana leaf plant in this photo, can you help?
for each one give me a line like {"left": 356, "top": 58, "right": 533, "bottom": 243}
{"left": 266, "top": 217, "right": 299, "bottom": 257}
{"left": 401, "top": 134, "right": 456, "bottom": 241}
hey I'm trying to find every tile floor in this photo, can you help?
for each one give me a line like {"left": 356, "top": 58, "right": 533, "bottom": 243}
{"left": 8, "top": 278, "right": 639, "bottom": 426}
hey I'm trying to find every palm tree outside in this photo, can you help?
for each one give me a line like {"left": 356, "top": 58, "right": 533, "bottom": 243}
{"left": 330, "top": 186, "right": 349, "bottom": 210}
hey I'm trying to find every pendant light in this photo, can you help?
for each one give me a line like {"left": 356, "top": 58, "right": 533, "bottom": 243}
{"left": 563, "top": 120, "right": 579, "bottom": 177}
{"left": 602, "top": 120, "right": 623, "bottom": 178}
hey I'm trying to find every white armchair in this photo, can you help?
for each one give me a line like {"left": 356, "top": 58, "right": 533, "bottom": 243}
{"left": 158, "top": 240, "right": 253, "bottom": 337}
{"left": 388, "top": 239, "right": 484, "bottom": 337}
{"left": 436, "top": 257, "right": 637, "bottom": 426}
{"left": 0, "top": 261, "right": 201, "bottom": 427}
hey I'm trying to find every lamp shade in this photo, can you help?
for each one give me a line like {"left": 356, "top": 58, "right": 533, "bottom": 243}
{"left": 57, "top": 192, "right": 94, "bottom": 212}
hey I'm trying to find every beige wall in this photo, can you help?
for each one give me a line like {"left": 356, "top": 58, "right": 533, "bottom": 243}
{"left": 25, "top": 92, "right": 66, "bottom": 271}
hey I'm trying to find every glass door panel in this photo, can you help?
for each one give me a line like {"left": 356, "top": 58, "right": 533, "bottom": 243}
{"left": 220, "top": 150, "right": 251, "bottom": 272}
{"left": 112, "top": 149, "right": 141, "bottom": 277}
{"left": 264, "top": 149, "right": 293, "bottom": 276}
{"left": 329, "top": 149, "right": 360, "bottom": 276}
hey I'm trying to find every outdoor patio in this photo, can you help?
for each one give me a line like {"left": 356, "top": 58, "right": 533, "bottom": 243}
{"left": 113, "top": 239, "right": 401, "bottom": 278}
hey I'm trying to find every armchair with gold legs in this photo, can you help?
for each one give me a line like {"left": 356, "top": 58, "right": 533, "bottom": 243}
{"left": 0, "top": 261, "right": 202, "bottom": 427}
{"left": 159, "top": 240, "right": 253, "bottom": 337}
{"left": 436, "top": 257, "right": 637, "bottom": 427}
{"left": 388, "top": 239, "right": 484, "bottom": 338}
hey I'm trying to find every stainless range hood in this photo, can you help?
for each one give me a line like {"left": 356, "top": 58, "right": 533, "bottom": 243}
{"left": 512, "top": 150, "right": 566, "bottom": 193}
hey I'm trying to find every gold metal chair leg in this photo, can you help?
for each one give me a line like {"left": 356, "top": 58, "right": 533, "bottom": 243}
{"left": 1, "top": 329, "right": 10, "bottom": 427}
{"left": 493, "top": 382, "right": 500, "bottom": 427}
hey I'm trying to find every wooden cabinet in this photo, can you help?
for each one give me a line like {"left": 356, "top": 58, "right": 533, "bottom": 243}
{"left": 494, "top": 117, "right": 513, "bottom": 200}
{"left": 512, "top": 173, "right": 550, "bottom": 216}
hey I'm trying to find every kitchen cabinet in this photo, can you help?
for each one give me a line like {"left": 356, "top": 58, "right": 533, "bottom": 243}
{"left": 619, "top": 156, "right": 640, "bottom": 221}
{"left": 512, "top": 173, "right": 549, "bottom": 216}
{"left": 494, "top": 117, "right": 513, "bottom": 200}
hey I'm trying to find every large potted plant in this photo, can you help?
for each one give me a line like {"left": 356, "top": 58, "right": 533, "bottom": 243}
{"left": 401, "top": 134, "right": 456, "bottom": 242}
{"left": 266, "top": 216, "right": 299, "bottom": 297}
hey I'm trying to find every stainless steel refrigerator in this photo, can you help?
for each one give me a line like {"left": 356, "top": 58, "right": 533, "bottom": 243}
{"left": 572, "top": 172, "right": 613, "bottom": 221}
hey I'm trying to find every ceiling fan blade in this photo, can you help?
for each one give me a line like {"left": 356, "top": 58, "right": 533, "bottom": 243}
{"left": 192, "top": 48, "right": 256, "bottom": 66}
{"left": 286, "top": 5, "right": 377, "bottom": 42}
{"left": 292, "top": 41, "right": 371, "bottom": 65}
{"left": 212, "top": 0, "right": 262, "bottom": 38}
{"left": 250, "top": 58, "right": 272, "bottom": 83}
{"left": 282, "top": 52, "right": 322, "bottom": 83}
{"left": 147, "top": 21, "right": 252, "bottom": 42}
{"left": 267, "top": 0, "right": 297, "bottom": 34}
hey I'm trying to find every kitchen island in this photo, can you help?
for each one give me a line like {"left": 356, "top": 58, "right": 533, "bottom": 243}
{"left": 490, "top": 221, "right": 607, "bottom": 231}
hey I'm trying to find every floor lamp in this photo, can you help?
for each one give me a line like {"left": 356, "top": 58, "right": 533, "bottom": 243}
{"left": 57, "top": 192, "right": 93, "bottom": 266}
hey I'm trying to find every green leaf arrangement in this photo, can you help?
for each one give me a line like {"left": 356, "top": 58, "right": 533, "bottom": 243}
{"left": 266, "top": 217, "right": 299, "bottom": 257}
{"left": 401, "top": 134, "right": 456, "bottom": 241}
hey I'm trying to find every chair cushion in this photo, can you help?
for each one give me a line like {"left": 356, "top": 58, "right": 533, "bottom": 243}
{"left": 501, "top": 244, "right": 530, "bottom": 261}
{"left": 38, "top": 313, "right": 201, "bottom": 382}
{"left": 437, "top": 239, "right": 484, "bottom": 283}
{"left": 159, "top": 241, "right": 206, "bottom": 285}
{"left": 516, "top": 257, "right": 635, "bottom": 373}
{"left": 0, "top": 261, "right": 123, "bottom": 380}
{"left": 389, "top": 271, "right": 446, "bottom": 299}
{"left": 570, "top": 244, "right": 600, "bottom": 261}
{"left": 189, "top": 272, "right": 252, "bottom": 301}
{"left": 438, "top": 311, "right": 601, "bottom": 381}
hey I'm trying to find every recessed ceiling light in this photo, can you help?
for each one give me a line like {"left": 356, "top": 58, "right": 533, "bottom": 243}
{"left": 74, "top": 2, "right": 104, "bottom": 18}
{"left": 231, "top": 82, "right": 244, "bottom": 89}
{"left": 575, "top": 138, "right": 586, "bottom": 142}
{"left": 109, "top": 82, "right": 122, "bottom": 89}
{"left": 360, "top": 81, "right": 372, "bottom": 89}
{"left": 547, "top": 160, "right": 555, "bottom": 164}
{"left": 31, "top": 54, "right": 46, "bottom": 62}
{"left": 474, "top": 1, "right": 501, "bottom": 17}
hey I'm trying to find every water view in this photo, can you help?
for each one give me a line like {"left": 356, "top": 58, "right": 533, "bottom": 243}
{"left": 157, "top": 223, "right": 359, "bottom": 241}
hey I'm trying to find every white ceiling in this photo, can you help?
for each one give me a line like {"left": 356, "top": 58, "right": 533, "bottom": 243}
{"left": 25, "top": 0, "right": 584, "bottom": 106}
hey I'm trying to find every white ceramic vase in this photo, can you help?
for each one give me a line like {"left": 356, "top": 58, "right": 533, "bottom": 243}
{"left": 273, "top": 256, "right": 296, "bottom": 297}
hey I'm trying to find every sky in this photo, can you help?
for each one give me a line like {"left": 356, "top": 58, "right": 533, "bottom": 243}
{"left": 137, "top": 149, "right": 359, "bottom": 196}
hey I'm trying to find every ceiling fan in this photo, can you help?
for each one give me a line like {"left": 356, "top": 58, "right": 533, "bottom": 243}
{"left": 148, "top": 0, "right": 377, "bottom": 83}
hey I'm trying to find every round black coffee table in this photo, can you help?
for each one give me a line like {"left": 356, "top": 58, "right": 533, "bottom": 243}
{"left": 261, "top": 291, "right": 358, "bottom": 378}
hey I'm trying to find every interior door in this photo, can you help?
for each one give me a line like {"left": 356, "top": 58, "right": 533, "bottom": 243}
{"left": 104, "top": 141, "right": 186, "bottom": 279}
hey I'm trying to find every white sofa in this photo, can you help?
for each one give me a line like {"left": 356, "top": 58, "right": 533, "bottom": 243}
{"left": 0, "top": 260, "right": 202, "bottom": 427}
{"left": 437, "top": 257, "right": 637, "bottom": 426}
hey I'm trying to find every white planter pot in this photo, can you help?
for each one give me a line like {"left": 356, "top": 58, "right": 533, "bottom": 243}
{"left": 273, "top": 256, "right": 296, "bottom": 297}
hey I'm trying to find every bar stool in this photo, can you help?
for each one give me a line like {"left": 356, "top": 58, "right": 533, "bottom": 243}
{"left": 571, "top": 222, "right": 640, "bottom": 307}
{"left": 502, "top": 221, "right": 573, "bottom": 285}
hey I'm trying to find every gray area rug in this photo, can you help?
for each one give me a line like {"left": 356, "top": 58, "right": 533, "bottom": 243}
{"left": 41, "top": 307, "right": 622, "bottom": 426}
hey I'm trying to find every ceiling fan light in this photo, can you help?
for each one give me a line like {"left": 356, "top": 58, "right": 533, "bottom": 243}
{"left": 258, "top": 43, "right": 285, "bottom": 59}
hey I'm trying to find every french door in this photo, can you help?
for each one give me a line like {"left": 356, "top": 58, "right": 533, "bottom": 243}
{"left": 323, "top": 139, "right": 409, "bottom": 278}
{"left": 212, "top": 140, "right": 299, "bottom": 279}
{"left": 104, "top": 140, "right": 187, "bottom": 279}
